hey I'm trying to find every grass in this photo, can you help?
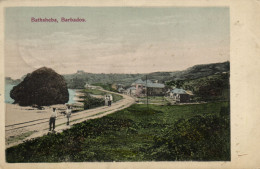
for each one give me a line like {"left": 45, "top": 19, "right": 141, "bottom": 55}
{"left": 82, "top": 88, "right": 106, "bottom": 96}
{"left": 6, "top": 101, "right": 230, "bottom": 162}
{"left": 111, "top": 93, "right": 123, "bottom": 102}
{"left": 81, "top": 88, "right": 123, "bottom": 110}
{"left": 7, "top": 131, "right": 36, "bottom": 144}
{"left": 82, "top": 89, "right": 123, "bottom": 103}
{"left": 92, "top": 83, "right": 118, "bottom": 93}
{"left": 137, "top": 96, "right": 170, "bottom": 105}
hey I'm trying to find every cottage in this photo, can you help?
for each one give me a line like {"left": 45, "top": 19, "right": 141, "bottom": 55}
{"left": 146, "top": 83, "right": 165, "bottom": 96}
{"left": 170, "top": 88, "right": 192, "bottom": 103}
{"left": 126, "top": 86, "right": 136, "bottom": 96}
{"left": 129, "top": 79, "right": 165, "bottom": 97}
{"left": 118, "top": 87, "right": 125, "bottom": 93}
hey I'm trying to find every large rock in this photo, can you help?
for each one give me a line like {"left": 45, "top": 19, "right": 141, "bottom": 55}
{"left": 10, "top": 67, "right": 69, "bottom": 106}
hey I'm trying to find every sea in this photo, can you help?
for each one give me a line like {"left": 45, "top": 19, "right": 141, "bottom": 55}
{"left": 5, "top": 84, "right": 76, "bottom": 104}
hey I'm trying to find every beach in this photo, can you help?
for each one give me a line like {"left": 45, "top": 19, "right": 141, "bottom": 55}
{"left": 5, "top": 89, "right": 84, "bottom": 146}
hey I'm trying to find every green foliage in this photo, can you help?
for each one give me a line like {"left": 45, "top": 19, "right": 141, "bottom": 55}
{"left": 152, "top": 114, "right": 230, "bottom": 161}
{"left": 167, "top": 73, "right": 230, "bottom": 102}
{"left": 166, "top": 80, "right": 185, "bottom": 88}
{"left": 83, "top": 88, "right": 106, "bottom": 95}
{"left": 63, "top": 62, "right": 229, "bottom": 87}
{"left": 67, "top": 77, "right": 86, "bottom": 89}
{"left": 83, "top": 93, "right": 104, "bottom": 110}
{"left": 191, "top": 74, "right": 230, "bottom": 101}
{"left": 82, "top": 88, "right": 123, "bottom": 103}
{"left": 6, "top": 102, "right": 230, "bottom": 162}
{"left": 92, "top": 83, "right": 118, "bottom": 93}
{"left": 111, "top": 93, "right": 123, "bottom": 102}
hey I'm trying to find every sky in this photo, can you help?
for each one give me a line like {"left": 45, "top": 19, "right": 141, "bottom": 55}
{"left": 5, "top": 7, "right": 230, "bottom": 79}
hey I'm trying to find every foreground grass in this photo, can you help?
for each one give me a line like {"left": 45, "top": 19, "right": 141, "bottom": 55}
{"left": 7, "top": 131, "right": 36, "bottom": 145}
{"left": 6, "top": 102, "right": 230, "bottom": 162}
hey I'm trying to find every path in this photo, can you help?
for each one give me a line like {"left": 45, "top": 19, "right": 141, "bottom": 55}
{"left": 5, "top": 89, "right": 135, "bottom": 148}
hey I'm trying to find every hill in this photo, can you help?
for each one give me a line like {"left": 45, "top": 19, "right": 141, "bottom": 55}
{"left": 146, "top": 61, "right": 229, "bottom": 82}
{"left": 63, "top": 61, "right": 229, "bottom": 88}
{"left": 5, "top": 61, "right": 230, "bottom": 89}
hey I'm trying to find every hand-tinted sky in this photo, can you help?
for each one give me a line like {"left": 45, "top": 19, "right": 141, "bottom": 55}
{"left": 5, "top": 7, "right": 229, "bottom": 79}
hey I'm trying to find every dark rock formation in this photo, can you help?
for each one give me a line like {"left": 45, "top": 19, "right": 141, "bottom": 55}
{"left": 10, "top": 67, "right": 69, "bottom": 106}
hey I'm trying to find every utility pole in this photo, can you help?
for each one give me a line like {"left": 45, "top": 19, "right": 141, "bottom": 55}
{"left": 146, "top": 75, "right": 148, "bottom": 110}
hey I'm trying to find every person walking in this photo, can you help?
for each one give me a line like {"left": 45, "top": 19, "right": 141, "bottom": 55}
{"left": 49, "top": 107, "right": 57, "bottom": 131}
{"left": 105, "top": 95, "right": 109, "bottom": 106}
{"left": 108, "top": 96, "right": 111, "bottom": 106}
{"left": 66, "top": 105, "right": 72, "bottom": 126}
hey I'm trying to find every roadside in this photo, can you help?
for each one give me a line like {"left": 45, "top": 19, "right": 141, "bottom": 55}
{"left": 5, "top": 89, "right": 135, "bottom": 148}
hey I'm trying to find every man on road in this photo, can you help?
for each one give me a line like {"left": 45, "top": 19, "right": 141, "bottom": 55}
{"left": 49, "top": 108, "right": 57, "bottom": 131}
{"left": 66, "top": 105, "right": 72, "bottom": 125}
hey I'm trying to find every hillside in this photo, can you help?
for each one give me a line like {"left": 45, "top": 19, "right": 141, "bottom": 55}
{"left": 146, "top": 61, "right": 229, "bottom": 82}
{"left": 63, "top": 61, "right": 229, "bottom": 88}
{"left": 5, "top": 61, "right": 230, "bottom": 89}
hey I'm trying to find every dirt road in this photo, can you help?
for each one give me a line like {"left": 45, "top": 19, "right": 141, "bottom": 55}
{"left": 5, "top": 90, "right": 135, "bottom": 148}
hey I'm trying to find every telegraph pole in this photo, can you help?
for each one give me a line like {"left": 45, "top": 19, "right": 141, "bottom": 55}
{"left": 146, "top": 75, "right": 148, "bottom": 109}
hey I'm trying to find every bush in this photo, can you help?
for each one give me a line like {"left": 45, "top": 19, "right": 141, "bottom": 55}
{"left": 152, "top": 114, "right": 230, "bottom": 161}
{"left": 6, "top": 102, "right": 230, "bottom": 162}
{"left": 83, "top": 93, "right": 104, "bottom": 110}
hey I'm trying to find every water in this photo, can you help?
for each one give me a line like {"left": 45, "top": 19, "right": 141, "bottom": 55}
{"left": 5, "top": 84, "right": 15, "bottom": 104}
{"left": 67, "top": 89, "right": 76, "bottom": 104}
{"left": 5, "top": 84, "right": 76, "bottom": 104}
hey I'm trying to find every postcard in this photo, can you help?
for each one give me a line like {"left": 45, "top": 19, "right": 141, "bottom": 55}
{"left": 0, "top": 0, "right": 260, "bottom": 169}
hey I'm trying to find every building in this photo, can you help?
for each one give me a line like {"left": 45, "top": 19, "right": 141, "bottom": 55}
{"left": 118, "top": 87, "right": 125, "bottom": 93}
{"left": 146, "top": 83, "right": 165, "bottom": 96}
{"left": 128, "top": 79, "right": 165, "bottom": 97}
{"left": 126, "top": 86, "right": 136, "bottom": 96}
{"left": 169, "top": 88, "right": 192, "bottom": 103}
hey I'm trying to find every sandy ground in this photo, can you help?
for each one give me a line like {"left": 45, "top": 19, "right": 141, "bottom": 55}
{"left": 5, "top": 89, "right": 135, "bottom": 148}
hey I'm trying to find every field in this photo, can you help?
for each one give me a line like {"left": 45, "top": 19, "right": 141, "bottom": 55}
{"left": 137, "top": 96, "right": 170, "bottom": 105}
{"left": 6, "top": 101, "right": 230, "bottom": 162}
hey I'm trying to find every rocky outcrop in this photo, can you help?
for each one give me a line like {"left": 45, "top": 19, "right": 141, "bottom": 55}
{"left": 10, "top": 67, "right": 69, "bottom": 106}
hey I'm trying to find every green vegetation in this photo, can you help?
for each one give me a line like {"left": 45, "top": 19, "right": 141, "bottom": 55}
{"left": 83, "top": 93, "right": 105, "bottom": 110}
{"left": 137, "top": 96, "right": 170, "bottom": 105}
{"left": 66, "top": 77, "right": 86, "bottom": 89}
{"left": 111, "top": 93, "right": 123, "bottom": 102}
{"left": 63, "top": 62, "right": 229, "bottom": 88}
{"left": 167, "top": 73, "right": 230, "bottom": 102}
{"left": 92, "top": 83, "right": 118, "bottom": 93}
{"left": 6, "top": 102, "right": 230, "bottom": 162}
{"left": 82, "top": 88, "right": 106, "bottom": 96}
{"left": 81, "top": 89, "right": 123, "bottom": 110}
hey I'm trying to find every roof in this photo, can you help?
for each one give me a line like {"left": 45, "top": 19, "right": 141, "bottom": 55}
{"left": 145, "top": 80, "right": 153, "bottom": 84}
{"left": 134, "top": 79, "right": 145, "bottom": 84}
{"left": 132, "top": 79, "right": 165, "bottom": 88}
{"left": 118, "top": 87, "right": 125, "bottom": 91}
{"left": 127, "top": 86, "right": 136, "bottom": 90}
{"left": 171, "top": 88, "right": 187, "bottom": 94}
{"left": 147, "top": 83, "right": 165, "bottom": 88}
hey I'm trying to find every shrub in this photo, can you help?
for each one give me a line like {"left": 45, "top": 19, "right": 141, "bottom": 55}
{"left": 152, "top": 114, "right": 230, "bottom": 161}
{"left": 83, "top": 93, "right": 104, "bottom": 110}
